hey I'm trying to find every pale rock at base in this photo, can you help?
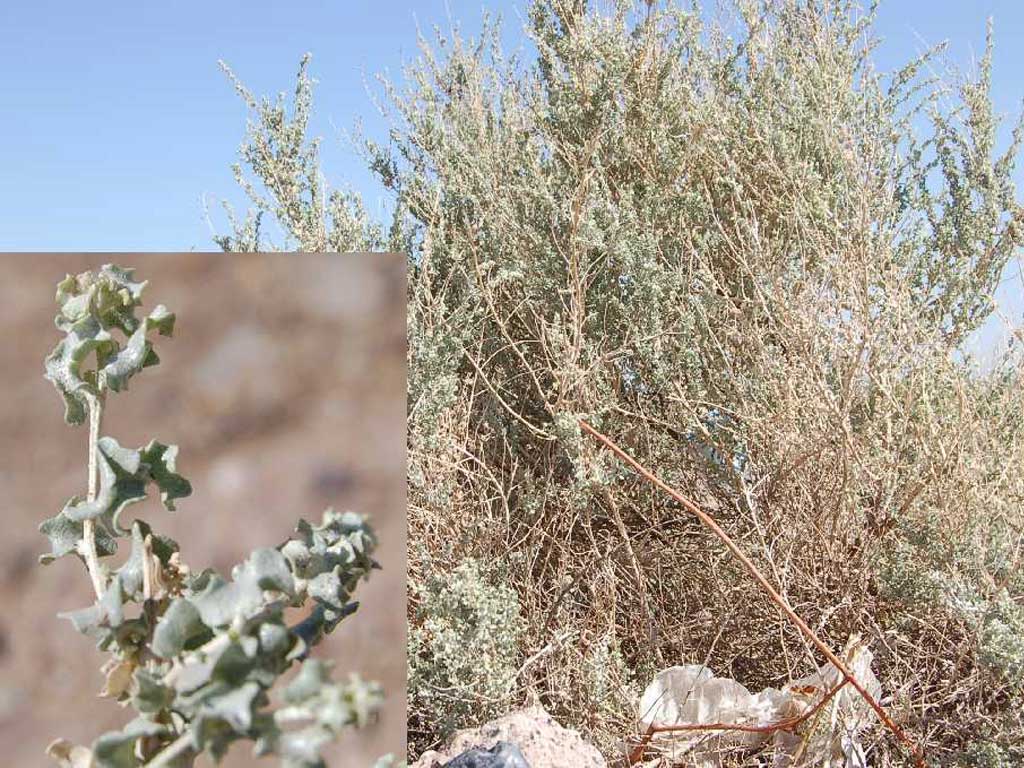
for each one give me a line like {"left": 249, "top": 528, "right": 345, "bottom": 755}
{"left": 411, "top": 707, "right": 606, "bottom": 768}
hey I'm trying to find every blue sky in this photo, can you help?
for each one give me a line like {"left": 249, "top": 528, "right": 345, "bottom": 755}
{"left": 1, "top": 0, "right": 493, "bottom": 251}
{"left": 1, "top": 0, "right": 1022, "bottom": 350}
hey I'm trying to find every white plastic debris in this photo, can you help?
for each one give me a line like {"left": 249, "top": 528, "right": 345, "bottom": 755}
{"left": 637, "top": 636, "right": 882, "bottom": 767}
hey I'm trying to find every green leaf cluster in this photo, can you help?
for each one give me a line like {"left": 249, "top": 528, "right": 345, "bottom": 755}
{"left": 44, "top": 264, "right": 174, "bottom": 425}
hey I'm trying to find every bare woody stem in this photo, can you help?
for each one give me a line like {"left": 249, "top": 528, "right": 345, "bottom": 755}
{"left": 578, "top": 419, "right": 926, "bottom": 768}
{"left": 82, "top": 390, "right": 107, "bottom": 599}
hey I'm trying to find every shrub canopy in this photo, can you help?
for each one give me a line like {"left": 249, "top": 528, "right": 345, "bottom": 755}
{"left": 221, "top": 1, "right": 1024, "bottom": 762}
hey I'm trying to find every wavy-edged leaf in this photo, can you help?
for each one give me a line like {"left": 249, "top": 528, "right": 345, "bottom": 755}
{"left": 55, "top": 265, "right": 147, "bottom": 335}
{"left": 131, "top": 668, "right": 175, "bottom": 715}
{"left": 152, "top": 598, "right": 208, "bottom": 660}
{"left": 43, "top": 316, "right": 113, "bottom": 425}
{"left": 59, "top": 581, "right": 124, "bottom": 635}
{"left": 46, "top": 265, "right": 176, "bottom": 421}
{"left": 38, "top": 509, "right": 116, "bottom": 564}
{"left": 280, "top": 509, "right": 377, "bottom": 648}
{"left": 62, "top": 437, "right": 191, "bottom": 538}
{"left": 200, "top": 680, "right": 262, "bottom": 734}
{"left": 139, "top": 440, "right": 191, "bottom": 510}
{"left": 191, "top": 548, "right": 294, "bottom": 628}
{"left": 63, "top": 438, "right": 145, "bottom": 530}
{"left": 192, "top": 681, "right": 263, "bottom": 761}
{"left": 103, "top": 306, "right": 176, "bottom": 393}
{"left": 169, "top": 637, "right": 262, "bottom": 698}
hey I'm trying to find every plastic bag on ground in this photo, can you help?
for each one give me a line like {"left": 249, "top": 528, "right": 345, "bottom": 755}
{"left": 637, "top": 635, "right": 881, "bottom": 767}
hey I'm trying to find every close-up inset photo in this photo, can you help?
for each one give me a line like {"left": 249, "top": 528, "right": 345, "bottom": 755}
{"left": 0, "top": 255, "right": 405, "bottom": 766}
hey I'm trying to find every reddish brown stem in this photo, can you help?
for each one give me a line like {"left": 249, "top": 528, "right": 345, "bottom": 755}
{"left": 579, "top": 419, "right": 925, "bottom": 768}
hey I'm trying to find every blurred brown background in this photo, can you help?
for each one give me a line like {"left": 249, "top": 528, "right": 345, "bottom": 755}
{"left": 0, "top": 254, "right": 406, "bottom": 766}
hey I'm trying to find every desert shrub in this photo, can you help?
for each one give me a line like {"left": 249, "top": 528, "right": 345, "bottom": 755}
{"left": 219, "top": 0, "right": 1024, "bottom": 763}
{"left": 957, "top": 740, "right": 1024, "bottom": 768}
{"left": 407, "top": 559, "right": 523, "bottom": 748}
{"left": 214, "top": 54, "right": 387, "bottom": 253}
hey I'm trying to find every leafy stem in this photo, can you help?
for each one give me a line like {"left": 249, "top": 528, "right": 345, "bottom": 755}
{"left": 40, "top": 265, "right": 385, "bottom": 768}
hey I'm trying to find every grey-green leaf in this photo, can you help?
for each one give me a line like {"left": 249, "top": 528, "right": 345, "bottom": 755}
{"left": 59, "top": 583, "right": 124, "bottom": 636}
{"left": 38, "top": 509, "right": 116, "bottom": 564}
{"left": 202, "top": 680, "right": 262, "bottom": 732}
{"left": 283, "top": 659, "right": 331, "bottom": 704}
{"left": 55, "top": 265, "right": 148, "bottom": 335}
{"left": 102, "top": 306, "right": 175, "bottom": 393}
{"left": 152, "top": 598, "right": 207, "bottom": 659}
{"left": 131, "top": 668, "right": 174, "bottom": 715}
{"left": 63, "top": 438, "right": 145, "bottom": 530}
{"left": 46, "top": 265, "right": 176, "bottom": 419}
{"left": 191, "top": 549, "right": 293, "bottom": 628}
{"left": 61, "top": 437, "right": 191, "bottom": 539}
{"left": 43, "top": 316, "right": 113, "bottom": 425}
{"left": 138, "top": 440, "right": 191, "bottom": 511}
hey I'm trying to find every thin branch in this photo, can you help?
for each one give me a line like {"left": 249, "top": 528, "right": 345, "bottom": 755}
{"left": 81, "top": 391, "right": 106, "bottom": 599}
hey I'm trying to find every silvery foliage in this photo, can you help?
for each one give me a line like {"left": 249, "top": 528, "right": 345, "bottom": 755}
{"left": 213, "top": 54, "right": 388, "bottom": 254}
{"left": 216, "top": 0, "right": 1024, "bottom": 760}
{"left": 40, "top": 266, "right": 385, "bottom": 768}
{"left": 407, "top": 560, "right": 523, "bottom": 746}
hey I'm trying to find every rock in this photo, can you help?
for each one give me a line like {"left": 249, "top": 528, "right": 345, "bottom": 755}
{"left": 411, "top": 708, "right": 606, "bottom": 768}
{"left": 442, "top": 741, "right": 530, "bottom": 768}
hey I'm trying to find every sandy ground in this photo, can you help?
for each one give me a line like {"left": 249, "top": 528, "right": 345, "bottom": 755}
{"left": 0, "top": 254, "right": 406, "bottom": 766}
